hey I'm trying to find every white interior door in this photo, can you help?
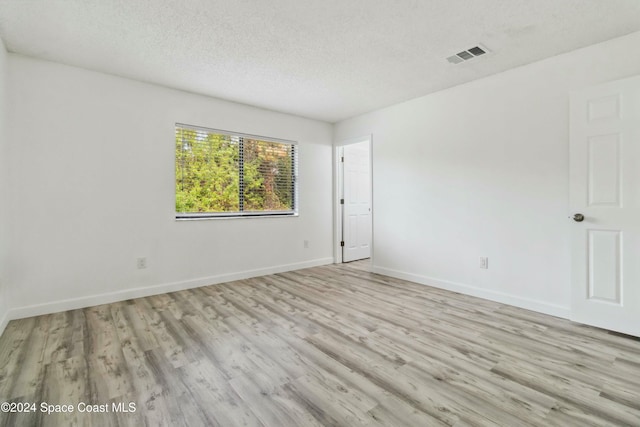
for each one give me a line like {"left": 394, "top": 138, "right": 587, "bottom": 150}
{"left": 570, "top": 75, "right": 640, "bottom": 337}
{"left": 343, "top": 141, "right": 371, "bottom": 262}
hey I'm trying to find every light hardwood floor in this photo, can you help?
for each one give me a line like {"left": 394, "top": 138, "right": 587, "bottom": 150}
{"left": 1, "top": 261, "right": 639, "bottom": 426}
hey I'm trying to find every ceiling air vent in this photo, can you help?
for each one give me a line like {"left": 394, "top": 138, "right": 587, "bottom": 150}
{"left": 447, "top": 45, "right": 489, "bottom": 64}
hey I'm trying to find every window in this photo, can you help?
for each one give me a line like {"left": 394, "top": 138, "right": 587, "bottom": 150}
{"left": 175, "top": 124, "right": 298, "bottom": 218}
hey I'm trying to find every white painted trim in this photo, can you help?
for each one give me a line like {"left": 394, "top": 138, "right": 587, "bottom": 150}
{"left": 334, "top": 134, "right": 373, "bottom": 265}
{"left": 0, "top": 309, "right": 10, "bottom": 338}
{"left": 6, "top": 257, "right": 333, "bottom": 322}
{"left": 374, "top": 266, "right": 571, "bottom": 319}
{"left": 334, "top": 145, "right": 344, "bottom": 263}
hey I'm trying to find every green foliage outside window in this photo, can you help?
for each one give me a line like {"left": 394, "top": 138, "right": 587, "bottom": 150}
{"left": 175, "top": 126, "right": 296, "bottom": 216}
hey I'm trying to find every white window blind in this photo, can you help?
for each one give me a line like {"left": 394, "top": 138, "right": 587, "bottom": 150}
{"left": 175, "top": 124, "right": 298, "bottom": 218}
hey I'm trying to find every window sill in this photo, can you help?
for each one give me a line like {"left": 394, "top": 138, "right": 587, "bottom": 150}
{"left": 175, "top": 212, "right": 299, "bottom": 221}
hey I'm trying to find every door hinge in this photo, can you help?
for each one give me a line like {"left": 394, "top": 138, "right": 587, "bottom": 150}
{"left": 340, "top": 198, "right": 344, "bottom": 204}
{"left": 341, "top": 156, "right": 344, "bottom": 162}
{"left": 340, "top": 241, "right": 345, "bottom": 247}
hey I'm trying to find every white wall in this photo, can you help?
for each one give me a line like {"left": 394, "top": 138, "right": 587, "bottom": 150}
{"left": 0, "top": 37, "right": 9, "bottom": 332}
{"left": 334, "top": 31, "right": 640, "bottom": 318}
{"left": 6, "top": 55, "right": 333, "bottom": 318}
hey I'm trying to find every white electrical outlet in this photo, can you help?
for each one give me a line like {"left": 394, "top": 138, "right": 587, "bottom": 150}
{"left": 480, "top": 257, "right": 488, "bottom": 269}
{"left": 137, "top": 257, "right": 147, "bottom": 269}
{"left": 303, "top": 240, "right": 309, "bottom": 248}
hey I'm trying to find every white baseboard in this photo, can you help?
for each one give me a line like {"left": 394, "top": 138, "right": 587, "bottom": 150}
{"left": 373, "top": 266, "right": 570, "bottom": 319}
{"left": 7, "top": 257, "right": 334, "bottom": 322}
{"left": 0, "top": 307, "right": 9, "bottom": 338}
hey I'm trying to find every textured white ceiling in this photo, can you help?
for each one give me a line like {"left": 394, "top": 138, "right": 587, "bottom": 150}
{"left": 1, "top": 1, "right": 640, "bottom": 122}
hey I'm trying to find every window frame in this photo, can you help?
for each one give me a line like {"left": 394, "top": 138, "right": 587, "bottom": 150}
{"left": 175, "top": 123, "right": 298, "bottom": 220}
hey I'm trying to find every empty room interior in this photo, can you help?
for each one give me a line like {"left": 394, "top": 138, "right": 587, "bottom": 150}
{"left": 1, "top": 1, "right": 640, "bottom": 426}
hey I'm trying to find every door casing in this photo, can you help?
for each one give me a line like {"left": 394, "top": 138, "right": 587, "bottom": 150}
{"left": 334, "top": 135, "right": 373, "bottom": 266}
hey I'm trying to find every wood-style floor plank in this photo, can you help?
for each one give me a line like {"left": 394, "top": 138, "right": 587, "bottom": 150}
{"left": 1, "top": 260, "right": 639, "bottom": 426}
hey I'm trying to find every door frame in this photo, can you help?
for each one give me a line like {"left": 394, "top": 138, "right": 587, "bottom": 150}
{"left": 334, "top": 135, "right": 373, "bottom": 266}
